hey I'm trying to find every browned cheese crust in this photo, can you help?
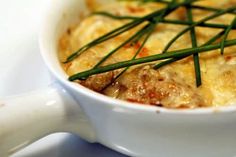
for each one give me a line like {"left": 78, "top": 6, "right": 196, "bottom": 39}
{"left": 59, "top": 0, "right": 236, "bottom": 109}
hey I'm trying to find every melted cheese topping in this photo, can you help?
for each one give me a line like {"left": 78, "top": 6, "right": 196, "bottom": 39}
{"left": 59, "top": 0, "right": 236, "bottom": 109}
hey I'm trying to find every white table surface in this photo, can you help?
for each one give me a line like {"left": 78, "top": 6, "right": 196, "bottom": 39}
{"left": 0, "top": 0, "right": 127, "bottom": 156}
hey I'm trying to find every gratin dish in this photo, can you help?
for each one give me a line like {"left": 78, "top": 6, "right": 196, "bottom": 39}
{"left": 1, "top": 0, "right": 236, "bottom": 157}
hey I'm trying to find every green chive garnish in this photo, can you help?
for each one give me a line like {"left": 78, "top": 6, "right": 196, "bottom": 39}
{"left": 63, "top": 0, "right": 236, "bottom": 88}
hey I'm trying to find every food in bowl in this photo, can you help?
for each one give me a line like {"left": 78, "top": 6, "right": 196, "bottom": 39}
{"left": 58, "top": 0, "right": 236, "bottom": 109}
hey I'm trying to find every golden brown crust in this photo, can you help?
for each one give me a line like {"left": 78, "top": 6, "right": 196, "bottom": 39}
{"left": 104, "top": 65, "right": 206, "bottom": 109}
{"left": 59, "top": 0, "right": 236, "bottom": 109}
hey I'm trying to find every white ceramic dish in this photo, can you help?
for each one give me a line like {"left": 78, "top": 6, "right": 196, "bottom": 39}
{"left": 1, "top": 0, "right": 236, "bottom": 157}
{"left": 0, "top": 0, "right": 125, "bottom": 156}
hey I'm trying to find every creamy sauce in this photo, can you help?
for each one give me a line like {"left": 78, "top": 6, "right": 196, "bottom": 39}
{"left": 59, "top": 0, "right": 236, "bottom": 109}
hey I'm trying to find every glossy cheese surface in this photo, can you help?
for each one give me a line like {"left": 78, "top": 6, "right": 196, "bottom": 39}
{"left": 59, "top": 0, "right": 236, "bottom": 109}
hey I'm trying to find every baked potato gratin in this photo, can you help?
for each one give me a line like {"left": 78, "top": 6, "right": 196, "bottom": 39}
{"left": 59, "top": 0, "right": 236, "bottom": 109}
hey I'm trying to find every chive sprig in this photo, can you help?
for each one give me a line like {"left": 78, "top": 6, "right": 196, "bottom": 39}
{"left": 64, "top": 0, "right": 236, "bottom": 87}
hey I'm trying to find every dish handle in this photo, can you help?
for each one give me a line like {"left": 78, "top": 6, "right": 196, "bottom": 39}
{"left": 0, "top": 83, "right": 96, "bottom": 157}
